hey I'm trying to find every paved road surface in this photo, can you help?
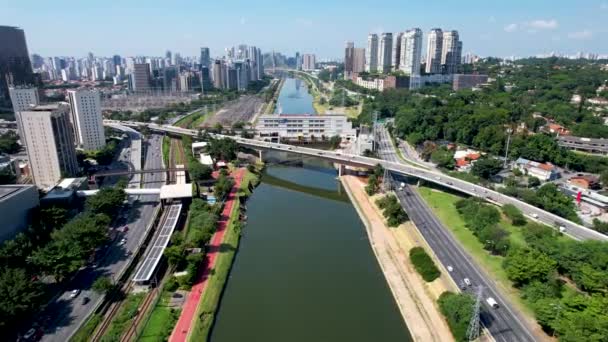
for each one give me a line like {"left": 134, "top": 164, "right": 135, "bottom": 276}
{"left": 39, "top": 134, "right": 164, "bottom": 342}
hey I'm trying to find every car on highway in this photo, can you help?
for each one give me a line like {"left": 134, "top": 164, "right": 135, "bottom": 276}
{"left": 118, "top": 238, "right": 127, "bottom": 246}
{"left": 464, "top": 278, "right": 472, "bottom": 287}
{"left": 69, "top": 289, "right": 81, "bottom": 298}
{"left": 81, "top": 296, "right": 90, "bottom": 305}
{"left": 486, "top": 297, "right": 499, "bottom": 308}
{"left": 434, "top": 176, "right": 441, "bottom": 180}
{"left": 447, "top": 265, "right": 454, "bottom": 272}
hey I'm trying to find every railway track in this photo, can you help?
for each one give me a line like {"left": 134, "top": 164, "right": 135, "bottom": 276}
{"left": 120, "top": 287, "right": 159, "bottom": 342}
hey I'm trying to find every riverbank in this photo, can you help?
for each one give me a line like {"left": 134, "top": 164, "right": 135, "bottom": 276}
{"left": 340, "top": 175, "right": 455, "bottom": 342}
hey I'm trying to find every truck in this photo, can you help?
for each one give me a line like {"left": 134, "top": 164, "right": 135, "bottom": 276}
{"left": 486, "top": 297, "right": 499, "bottom": 308}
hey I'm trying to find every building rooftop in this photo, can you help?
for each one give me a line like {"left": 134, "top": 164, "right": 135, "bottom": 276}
{"left": 160, "top": 184, "right": 193, "bottom": 199}
{"left": 0, "top": 185, "right": 36, "bottom": 201}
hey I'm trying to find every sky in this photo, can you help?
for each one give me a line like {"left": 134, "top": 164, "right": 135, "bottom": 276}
{"left": 1, "top": 0, "right": 607, "bottom": 59}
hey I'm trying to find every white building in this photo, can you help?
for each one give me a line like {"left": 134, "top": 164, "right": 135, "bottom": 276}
{"left": 302, "top": 54, "right": 316, "bottom": 71}
{"left": 256, "top": 114, "right": 356, "bottom": 142}
{"left": 399, "top": 28, "right": 423, "bottom": 76}
{"left": 425, "top": 28, "right": 443, "bottom": 74}
{"left": 67, "top": 89, "right": 106, "bottom": 151}
{"left": 378, "top": 33, "right": 393, "bottom": 74}
{"left": 16, "top": 103, "right": 78, "bottom": 189}
{"left": 441, "top": 30, "right": 462, "bottom": 74}
{"left": 9, "top": 87, "right": 39, "bottom": 112}
{"left": 365, "top": 33, "right": 378, "bottom": 72}
{"left": 514, "top": 158, "right": 559, "bottom": 181}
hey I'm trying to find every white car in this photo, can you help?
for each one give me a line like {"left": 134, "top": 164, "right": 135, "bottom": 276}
{"left": 447, "top": 265, "right": 454, "bottom": 272}
{"left": 118, "top": 238, "right": 127, "bottom": 246}
{"left": 69, "top": 289, "right": 81, "bottom": 298}
{"left": 464, "top": 278, "right": 472, "bottom": 286}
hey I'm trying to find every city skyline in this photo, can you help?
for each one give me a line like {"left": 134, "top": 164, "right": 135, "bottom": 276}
{"left": 2, "top": 0, "right": 608, "bottom": 59}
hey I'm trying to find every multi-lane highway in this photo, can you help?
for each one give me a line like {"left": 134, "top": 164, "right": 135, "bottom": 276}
{"left": 40, "top": 132, "right": 164, "bottom": 342}
{"left": 106, "top": 120, "right": 607, "bottom": 242}
{"left": 375, "top": 125, "right": 537, "bottom": 341}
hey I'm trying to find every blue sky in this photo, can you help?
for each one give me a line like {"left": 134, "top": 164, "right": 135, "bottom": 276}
{"left": 2, "top": 0, "right": 607, "bottom": 59}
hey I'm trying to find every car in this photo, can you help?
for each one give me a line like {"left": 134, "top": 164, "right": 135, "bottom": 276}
{"left": 69, "top": 289, "right": 81, "bottom": 298}
{"left": 317, "top": 152, "right": 324, "bottom": 155}
{"left": 122, "top": 226, "right": 129, "bottom": 233}
{"left": 463, "top": 278, "right": 472, "bottom": 287}
{"left": 81, "top": 296, "right": 90, "bottom": 305}
{"left": 434, "top": 176, "right": 441, "bottom": 180}
{"left": 118, "top": 238, "right": 127, "bottom": 246}
{"left": 486, "top": 297, "right": 499, "bottom": 308}
{"left": 447, "top": 265, "right": 454, "bottom": 272}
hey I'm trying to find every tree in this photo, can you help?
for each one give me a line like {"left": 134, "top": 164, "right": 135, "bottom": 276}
{"left": 0, "top": 131, "right": 20, "bottom": 154}
{"left": 438, "top": 292, "right": 475, "bottom": 342}
{"left": 600, "top": 170, "right": 608, "bottom": 188}
{"left": 502, "top": 204, "right": 527, "bottom": 226}
{"left": 471, "top": 157, "right": 503, "bottom": 179}
{"left": 329, "top": 135, "right": 341, "bottom": 149}
{"left": 92, "top": 276, "right": 114, "bottom": 295}
{"left": 592, "top": 219, "right": 608, "bottom": 234}
{"left": 214, "top": 174, "right": 234, "bottom": 200}
{"left": 0, "top": 168, "right": 16, "bottom": 184}
{"left": 85, "top": 187, "right": 126, "bottom": 216}
{"left": 164, "top": 244, "right": 186, "bottom": 267}
{"left": 430, "top": 148, "right": 455, "bottom": 169}
{"left": 0, "top": 268, "right": 43, "bottom": 329}
{"left": 503, "top": 247, "right": 557, "bottom": 286}
{"left": 189, "top": 162, "right": 212, "bottom": 183}
{"left": 365, "top": 174, "right": 379, "bottom": 195}
{"left": 528, "top": 176, "right": 541, "bottom": 188}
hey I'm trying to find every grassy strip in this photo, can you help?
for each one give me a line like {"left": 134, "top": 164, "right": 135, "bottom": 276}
{"left": 409, "top": 247, "right": 441, "bottom": 282}
{"left": 138, "top": 291, "right": 181, "bottom": 342}
{"left": 187, "top": 168, "right": 260, "bottom": 341}
{"left": 162, "top": 136, "right": 170, "bottom": 167}
{"left": 416, "top": 187, "right": 535, "bottom": 316}
{"left": 100, "top": 293, "right": 145, "bottom": 342}
{"left": 70, "top": 314, "right": 102, "bottom": 342}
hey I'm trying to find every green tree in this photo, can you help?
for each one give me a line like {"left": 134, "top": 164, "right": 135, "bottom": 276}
{"left": 85, "top": 187, "right": 126, "bottom": 216}
{"left": 0, "top": 131, "right": 20, "bottom": 154}
{"left": 164, "top": 244, "right": 186, "bottom": 267}
{"left": 92, "top": 276, "right": 114, "bottom": 295}
{"left": 214, "top": 174, "right": 235, "bottom": 200}
{"left": 592, "top": 219, "right": 608, "bottom": 234}
{"left": 0, "top": 268, "right": 43, "bottom": 330}
{"left": 528, "top": 176, "right": 541, "bottom": 188}
{"left": 437, "top": 292, "right": 476, "bottom": 342}
{"left": 502, "top": 204, "right": 527, "bottom": 226}
{"left": 471, "top": 157, "right": 503, "bottom": 179}
{"left": 329, "top": 135, "right": 341, "bottom": 149}
{"left": 409, "top": 247, "right": 441, "bottom": 282}
{"left": 503, "top": 247, "right": 557, "bottom": 286}
{"left": 189, "top": 161, "right": 212, "bottom": 183}
{"left": 430, "top": 148, "right": 455, "bottom": 169}
{"left": 600, "top": 170, "right": 608, "bottom": 188}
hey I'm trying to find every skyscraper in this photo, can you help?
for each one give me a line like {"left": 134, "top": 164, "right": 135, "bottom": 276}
{"left": 399, "top": 28, "right": 423, "bottom": 76}
{"left": 0, "top": 26, "right": 35, "bottom": 109}
{"left": 130, "top": 63, "right": 152, "bottom": 92}
{"left": 344, "top": 41, "right": 355, "bottom": 78}
{"left": 16, "top": 103, "right": 78, "bottom": 189}
{"left": 353, "top": 48, "right": 366, "bottom": 73}
{"left": 256, "top": 48, "right": 264, "bottom": 78}
{"left": 9, "top": 87, "right": 40, "bottom": 113}
{"left": 67, "top": 89, "right": 106, "bottom": 151}
{"left": 200, "top": 47, "right": 211, "bottom": 68}
{"left": 302, "top": 54, "right": 316, "bottom": 71}
{"left": 212, "top": 60, "right": 225, "bottom": 89}
{"left": 441, "top": 30, "right": 462, "bottom": 74}
{"left": 295, "top": 52, "right": 301, "bottom": 70}
{"left": 378, "top": 33, "right": 393, "bottom": 74}
{"left": 365, "top": 34, "right": 378, "bottom": 73}
{"left": 113, "top": 55, "right": 122, "bottom": 68}
{"left": 425, "top": 28, "right": 443, "bottom": 74}
{"left": 392, "top": 32, "right": 404, "bottom": 71}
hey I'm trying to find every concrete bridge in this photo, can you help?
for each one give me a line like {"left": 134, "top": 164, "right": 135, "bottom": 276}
{"left": 103, "top": 119, "right": 608, "bottom": 242}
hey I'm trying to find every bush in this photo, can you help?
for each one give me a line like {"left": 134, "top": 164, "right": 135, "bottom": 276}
{"left": 502, "top": 204, "right": 527, "bottom": 226}
{"left": 375, "top": 195, "right": 408, "bottom": 227}
{"left": 438, "top": 292, "right": 475, "bottom": 342}
{"left": 164, "top": 276, "right": 179, "bottom": 292}
{"left": 409, "top": 247, "right": 441, "bottom": 282}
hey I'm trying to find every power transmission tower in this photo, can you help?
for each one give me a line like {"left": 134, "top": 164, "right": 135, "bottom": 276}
{"left": 372, "top": 111, "right": 379, "bottom": 152}
{"left": 467, "top": 286, "right": 484, "bottom": 341}
{"left": 382, "top": 168, "right": 392, "bottom": 192}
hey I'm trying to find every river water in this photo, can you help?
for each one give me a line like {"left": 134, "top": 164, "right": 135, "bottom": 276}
{"left": 274, "top": 77, "right": 316, "bottom": 114}
{"left": 210, "top": 78, "right": 412, "bottom": 342}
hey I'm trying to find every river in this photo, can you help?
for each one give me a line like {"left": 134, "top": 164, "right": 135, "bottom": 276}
{"left": 274, "top": 77, "right": 316, "bottom": 114}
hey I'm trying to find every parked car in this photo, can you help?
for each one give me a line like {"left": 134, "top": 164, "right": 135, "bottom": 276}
{"left": 69, "top": 289, "right": 81, "bottom": 298}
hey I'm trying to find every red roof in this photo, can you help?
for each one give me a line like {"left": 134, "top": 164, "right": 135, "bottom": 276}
{"left": 456, "top": 158, "right": 470, "bottom": 167}
{"left": 467, "top": 153, "right": 481, "bottom": 161}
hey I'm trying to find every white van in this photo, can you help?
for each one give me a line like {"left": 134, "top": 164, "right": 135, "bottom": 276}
{"left": 486, "top": 297, "right": 499, "bottom": 308}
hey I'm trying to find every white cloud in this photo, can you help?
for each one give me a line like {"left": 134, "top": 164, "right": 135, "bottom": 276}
{"left": 527, "top": 19, "right": 558, "bottom": 30}
{"left": 568, "top": 30, "right": 593, "bottom": 40}
{"left": 504, "top": 23, "right": 518, "bottom": 32}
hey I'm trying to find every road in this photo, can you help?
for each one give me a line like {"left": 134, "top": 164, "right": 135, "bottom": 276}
{"left": 375, "top": 125, "right": 536, "bottom": 341}
{"left": 105, "top": 120, "right": 608, "bottom": 242}
{"left": 39, "top": 133, "right": 164, "bottom": 342}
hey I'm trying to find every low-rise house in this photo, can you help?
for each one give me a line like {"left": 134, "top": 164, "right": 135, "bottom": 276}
{"left": 568, "top": 175, "right": 601, "bottom": 190}
{"left": 548, "top": 123, "right": 571, "bottom": 136}
{"left": 513, "top": 158, "right": 558, "bottom": 181}
{"left": 453, "top": 149, "right": 481, "bottom": 172}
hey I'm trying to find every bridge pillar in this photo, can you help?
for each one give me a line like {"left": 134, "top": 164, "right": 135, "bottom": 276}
{"left": 258, "top": 149, "right": 263, "bottom": 163}
{"left": 338, "top": 164, "right": 343, "bottom": 177}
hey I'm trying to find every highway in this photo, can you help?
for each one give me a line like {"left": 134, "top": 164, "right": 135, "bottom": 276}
{"left": 376, "top": 125, "right": 536, "bottom": 341}
{"left": 105, "top": 120, "right": 608, "bottom": 242}
{"left": 39, "top": 132, "right": 164, "bottom": 342}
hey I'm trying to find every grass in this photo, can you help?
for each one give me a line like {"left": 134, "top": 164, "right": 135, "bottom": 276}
{"left": 101, "top": 293, "right": 146, "bottom": 342}
{"left": 138, "top": 291, "right": 181, "bottom": 342}
{"left": 416, "top": 186, "right": 536, "bottom": 316}
{"left": 188, "top": 196, "right": 242, "bottom": 342}
{"left": 162, "top": 136, "right": 170, "bottom": 167}
{"left": 70, "top": 314, "right": 102, "bottom": 342}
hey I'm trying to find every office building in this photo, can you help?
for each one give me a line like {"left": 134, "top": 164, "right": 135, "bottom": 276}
{"left": 352, "top": 73, "right": 410, "bottom": 91}
{"left": 212, "top": 60, "right": 225, "bottom": 89}
{"left": 399, "top": 28, "right": 423, "bottom": 76}
{"left": 256, "top": 114, "right": 357, "bottom": 142}
{"left": 113, "top": 55, "right": 122, "bottom": 67}
{"left": 344, "top": 41, "right": 355, "bottom": 78}
{"left": 302, "top": 54, "right": 316, "bottom": 71}
{"left": 130, "top": 63, "right": 152, "bottom": 92}
{"left": 365, "top": 33, "right": 379, "bottom": 72}
{"left": 0, "top": 185, "right": 39, "bottom": 243}
{"left": 226, "top": 67, "right": 238, "bottom": 90}
{"left": 378, "top": 33, "right": 393, "bottom": 73}
{"left": 16, "top": 103, "right": 78, "bottom": 189}
{"left": 257, "top": 48, "right": 264, "bottom": 78}
{"left": 392, "top": 32, "right": 404, "bottom": 71}
{"left": 163, "top": 66, "right": 179, "bottom": 92}
{"left": 9, "top": 87, "right": 40, "bottom": 112}
{"left": 425, "top": 28, "right": 443, "bottom": 74}
{"left": 441, "top": 30, "right": 462, "bottom": 74}
{"left": 353, "top": 48, "right": 366, "bottom": 73}
{"left": 0, "top": 26, "right": 35, "bottom": 109}
{"left": 200, "top": 47, "right": 211, "bottom": 68}
{"left": 67, "top": 89, "right": 106, "bottom": 150}
{"left": 200, "top": 66, "right": 212, "bottom": 92}
{"left": 295, "top": 52, "right": 301, "bottom": 70}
